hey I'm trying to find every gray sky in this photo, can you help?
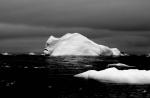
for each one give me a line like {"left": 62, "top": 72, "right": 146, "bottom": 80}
{"left": 0, "top": 0, "right": 150, "bottom": 54}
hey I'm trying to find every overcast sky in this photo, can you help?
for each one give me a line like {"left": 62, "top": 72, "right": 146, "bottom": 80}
{"left": 0, "top": 0, "right": 150, "bottom": 54}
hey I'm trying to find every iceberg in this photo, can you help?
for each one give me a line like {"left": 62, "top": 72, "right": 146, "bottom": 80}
{"left": 74, "top": 67, "right": 150, "bottom": 84}
{"left": 107, "top": 63, "right": 135, "bottom": 68}
{"left": 1, "top": 52, "right": 11, "bottom": 55}
{"left": 44, "top": 33, "right": 121, "bottom": 56}
{"left": 28, "top": 52, "right": 36, "bottom": 55}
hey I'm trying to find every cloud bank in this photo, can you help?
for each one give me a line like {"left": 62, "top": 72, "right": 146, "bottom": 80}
{"left": 0, "top": 23, "right": 150, "bottom": 53}
{"left": 0, "top": 0, "right": 150, "bottom": 53}
{"left": 0, "top": 0, "right": 150, "bottom": 30}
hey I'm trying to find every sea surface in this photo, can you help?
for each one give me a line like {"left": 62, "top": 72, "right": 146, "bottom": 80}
{"left": 0, "top": 53, "right": 150, "bottom": 97}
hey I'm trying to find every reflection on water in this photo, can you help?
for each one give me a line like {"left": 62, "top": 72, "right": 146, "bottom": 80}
{"left": 47, "top": 56, "right": 116, "bottom": 68}
{"left": 46, "top": 55, "right": 150, "bottom": 98}
{"left": 46, "top": 56, "right": 118, "bottom": 75}
{"left": 46, "top": 55, "right": 150, "bottom": 70}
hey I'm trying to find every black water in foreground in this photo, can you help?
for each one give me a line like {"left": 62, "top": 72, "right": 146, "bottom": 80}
{"left": 0, "top": 54, "right": 150, "bottom": 97}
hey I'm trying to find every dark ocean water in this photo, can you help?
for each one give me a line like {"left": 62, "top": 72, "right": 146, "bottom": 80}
{"left": 0, "top": 54, "right": 150, "bottom": 97}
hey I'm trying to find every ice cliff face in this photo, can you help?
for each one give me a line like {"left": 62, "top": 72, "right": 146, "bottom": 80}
{"left": 44, "top": 33, "right": 121, "bottom": 56}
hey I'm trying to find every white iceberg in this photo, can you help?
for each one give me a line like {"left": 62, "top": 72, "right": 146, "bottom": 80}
{"left": 147, "top": 53, "right": 150, "bottom": 57}
{"left": 28, "top": 52, "right": 36, "bottom": 55}
{"left": 74, "top": 68, "right": 150, "bottom": 84}
{"left": 1, "top": 52, "right": 11, "bottom": 55}
{"left": 44, "top": 33, "right": 121, "bottom": 56}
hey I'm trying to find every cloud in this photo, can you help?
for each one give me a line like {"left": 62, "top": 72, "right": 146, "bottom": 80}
{"left": 74, "top": 67, "right": 150, "bottom": 84}
{"left": 0, "top": 0, "right": 150, "bottom": 53}
{"left": 0, "top": 0, "right": 150, "bottom": 30}
{"left": 92, "top": 31, "right": 150, "bottom": 54}
{"left": 0, "top": 23, "right": 150, "bottom": 53}
{"left": 0, "top": 37, "right": 46, "bottom": 53}
{"left": 0, "top": 23, "right": 96, "bottom": 39}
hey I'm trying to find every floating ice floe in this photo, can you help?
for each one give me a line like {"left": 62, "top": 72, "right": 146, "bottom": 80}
{"left": 107, "top": 63, "right": 135, "bottom": 68}
{"left": 1, "top": 52, "right": 11, "bottom": 55}
{"left": 41, "top": 53, "right": 45, "bottom": 56}
{"left": 28, "top": 52, "right": 36, "bottom": 55}
{"left": 74, "top": 67, "right": 150, "bottom": 84}
{"left": 147, "top": 53, "right": 150, "bottom": 57}
{"left": 120, "top": 52, "right": 129, "bottom": 56}
{"left": 44, "top": 33, "right": 121, "bottom": 56}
